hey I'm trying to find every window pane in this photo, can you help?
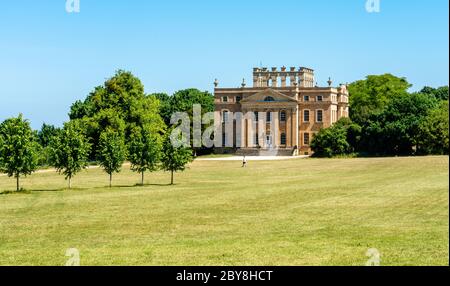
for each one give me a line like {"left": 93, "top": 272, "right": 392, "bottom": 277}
{"left": 304, "top": 110, "right": 310, "bottom": 122}
{"left": 281, "top": 133, "right": 286, "bottom": 145}
{"left": 317, "top": 110, "right": 323, "bottom": 122}
{"left": 304, "top": 133, "right": 310, "bottom": 145}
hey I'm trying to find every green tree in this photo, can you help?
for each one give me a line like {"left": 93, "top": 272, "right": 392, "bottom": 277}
{"left": 349, "top": 74, "right": 411, "bottom": 125}
{"left": 162, "top": 89, "right": 214, "bottom": 123}
{"left": 0, "top": 115, "right": 39, "bottom": 191}
{"left": 49, "top": 122, "right": 91, "bottom": 189}
{"left": 310, "top": 119, "right": 354, "bottom": 158}
{"left": 150, "top": 93, "right": 172, "bottom": 126}
{"left": 417, "top": 101, "right": 449, "bottom": 155}
{"left": 361, "top": 92, "right": 438, "bottom": 155}
{"left": 98, "top": 129, "right": 127, "bottom": 187}
{"left": 163, "top": 89, "right": 214, "bottom": 155}
{"left": 38, "top": 123, "right": 61, "bottom": 148}
{"left": 161, "top": 131, "right": 193, "bottom": 185}
{"left": 128, "top": 125, "right": 163, "bottom": 186}
{"left": 68, "top": 70, "right": 166, "bottom": 157}
{"left": 420, "top": 86, "right": 449, "bottom": 101}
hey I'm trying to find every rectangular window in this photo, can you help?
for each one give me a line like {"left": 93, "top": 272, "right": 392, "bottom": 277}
{"left": 280, "top": 111, "right": 286, "bottom": 122}
{"left": 304, "top": 110, "right": 310, "bottom": 122}
{"left": 236, "top": 96, "right": 242, "bottom": 103}
{"left": 317, "top": 95, "right": 323, "bottom": 102}
{"left": 266, "top": 112, "right": 272, "bottom": 122}
{"left": 304, "top": 96, "right": 310, "bottom": 102}
{"left": 281, "top": 133, "right": 287, "bottom": 145}
{"left": 304, "top": 133, "right": 310, "bottom": 145}
{"left": 222, "top": 96, "right": 228, "bottom": 103}
{"left": 316, "top": 110, "right": 323, "bottom": 122}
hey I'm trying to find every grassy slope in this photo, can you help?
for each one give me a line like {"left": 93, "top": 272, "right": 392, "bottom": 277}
{"left": 0, "top": 156, "right": 448, "bottom": 266}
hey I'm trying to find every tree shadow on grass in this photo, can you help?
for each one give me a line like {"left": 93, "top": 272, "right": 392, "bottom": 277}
{"left": 0, "top": 183, "right": 175, "bottom": 195}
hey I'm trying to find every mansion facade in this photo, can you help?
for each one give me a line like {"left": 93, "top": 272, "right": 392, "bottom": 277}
{"left": 214, "top": 66, "right": 349, "bottom": 156}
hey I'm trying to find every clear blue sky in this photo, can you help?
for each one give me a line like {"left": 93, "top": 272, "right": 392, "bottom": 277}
{"left": 0, "top": 0, "right": 448, "bottom": 129}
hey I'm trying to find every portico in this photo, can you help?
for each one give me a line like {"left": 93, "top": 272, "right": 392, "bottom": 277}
{"left": 214, "top": 66, "right": 350, "bottom": 156}
{"left": 239, "top": 89, "right": 299, "bottom": 150}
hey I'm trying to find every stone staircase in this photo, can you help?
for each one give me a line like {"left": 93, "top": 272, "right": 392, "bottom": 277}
{"left": 235, "top": 148, "right": 295, "bottom": 157}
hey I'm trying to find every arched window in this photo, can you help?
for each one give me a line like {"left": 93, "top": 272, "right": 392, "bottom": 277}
{"left": 281, "top": 133, "right": 287, "bottom": 145}
{"left": 264, "top": 96, "right": 275, "bottom": 102}
{"left": 280, "top": 111, "right": 286, "bottom": 122}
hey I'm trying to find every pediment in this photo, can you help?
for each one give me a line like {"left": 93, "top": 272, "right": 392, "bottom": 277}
{"left": 240, "top": 89, "right": 297, "bottom": 104}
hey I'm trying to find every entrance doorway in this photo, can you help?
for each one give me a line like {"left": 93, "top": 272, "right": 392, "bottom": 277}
{"left": 266, "top": 135, "right": 273, "bottom": 148}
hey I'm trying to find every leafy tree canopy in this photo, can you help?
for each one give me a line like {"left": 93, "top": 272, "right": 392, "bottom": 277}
{"left": 0, "top": 114, "right": 39, "bottom": 191}
{"left": 128, "top": 124, "right": 163, "bottom": 185}
{"left": 98, "top": 128, "right": 127, "bottom": 187}
{"left": 420, "top": 86, "right": 449, "bottom": 101}
{"left": 68, "top": 70, "right": 166, "bottom": 159}
{"left": 361, "top": 92, "right": 439, "bottom": 155}
{"left": 161, "top": 130, "right": 194, "bottom": 184}
{"left": 49, "top": 121, "right": 91, "bottom": 188}
{"left": 349, "top": 74, "right": 411, "bottom": 125}
{"left": 417, "top": 101, "right": 449, "bottom": 155}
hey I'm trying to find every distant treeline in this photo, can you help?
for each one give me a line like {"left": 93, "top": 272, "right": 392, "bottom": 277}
{"left": 311, "top": 74, "right": 449, "bottom": 157}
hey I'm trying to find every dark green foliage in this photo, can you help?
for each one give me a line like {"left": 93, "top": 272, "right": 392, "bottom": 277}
{"left": 360, "top": 92, "right": 438, "bottom": 156}
{"left": 311, "top": 118, "right": 360, "bottom": 158}
{"left": 420, "top": 86, "right": 449, "bottom": 101}
{"left": 38, "top": 123, "right": 61, "bottom": 148}
{"left": 349, "top": 74, "right": 411, "bottom": 125}
{"left": 0, "top": 114, "right": 39, "bottom": 191}
{"left": 153, "top": 89, "right": 214, "bottom": 155}
{"left": 67, "top": 70, "right": 166, "bottom": 160}
{"left": 417, "top": 101, "right": 449, "bottom": 155}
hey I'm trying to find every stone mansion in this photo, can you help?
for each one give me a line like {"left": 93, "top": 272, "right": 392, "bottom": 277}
{"left": 214, "top": 66, "right": 349, "bottom": 156}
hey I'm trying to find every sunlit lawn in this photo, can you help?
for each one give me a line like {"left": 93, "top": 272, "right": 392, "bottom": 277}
{"left": 0, "top": 156, "right": 448, "bottom": 266}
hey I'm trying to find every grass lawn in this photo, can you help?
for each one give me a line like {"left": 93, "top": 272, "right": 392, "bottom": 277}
{"left": 0, "top": 156, "right": 448, "bottom": 266}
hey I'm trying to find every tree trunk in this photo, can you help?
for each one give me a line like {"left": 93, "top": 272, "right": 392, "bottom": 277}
{"left": 141, "top": 171, "right": 144, "bottom": 186}
{"left": 109, "top": 173, "right": 112, "bottom": 188}
{"left": 171, "top": 170, "right": 174, "bottom": 185}
{"left": 68, "top": 176, "right": 72, "bottom": 189}
{"left": 16, "top": 175, "right": 19, "bottom": 192}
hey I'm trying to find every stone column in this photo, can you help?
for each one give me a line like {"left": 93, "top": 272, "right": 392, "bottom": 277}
{"left": 214, "top": 111, "right": 222, "bottom": 148}
{"left": 237, "top": 110, "right": 245, "bottom": 148}
{"left": 246, "top": 111, "right": 254, "bottom": 148}
{"left": 258, "top": 111, "right": 265, "bottom": 148}
{"left": 273, "top": 111, "right": 279, "bottom": 147}
{"left": 286, "top": 109, "right": 292, "bottom": 147}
